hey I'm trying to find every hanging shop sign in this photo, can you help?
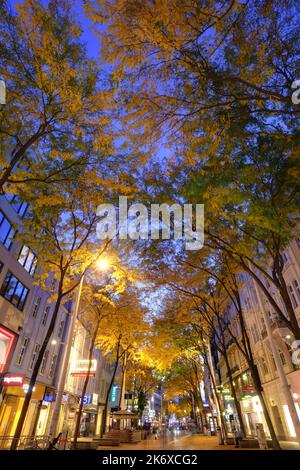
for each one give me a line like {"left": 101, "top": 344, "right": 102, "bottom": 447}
{"left": 223, "top": 394, "right": 234, "bottom": 401}
{"left": 83, "top": 395, "right": 91, "bottom": 405}
{"left": 3, "top": 373, "right": 25, "bottom": 387}
{"left": 92, "top": 393, "right": 98, "bottom": 406}
{"left": 44, "top": 387, "right": 57, "bottom": 402}
{"left": 71, "top": 359, "right": 97, "bottom": 377}
{"left": 242, "top": 386, "right": 255, "bottom": 392}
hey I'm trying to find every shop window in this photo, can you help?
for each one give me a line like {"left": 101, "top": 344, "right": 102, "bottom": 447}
{"left": 0, "top": 271, "right": 29, "bottom": 311}
{"left": 18, "top": 246, "right": 37, "bottom": 276}
{"left": 16, "top": 336, "right": 30, "bottom": 366}
{"left": 0, "top": 210, "right": 16, "bottom": 250}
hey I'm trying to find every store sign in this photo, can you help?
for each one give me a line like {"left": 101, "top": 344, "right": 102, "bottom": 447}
{"left": 0, "top": 326, "right": 17, "bottom": 373}
{"left": 92, "top": 393, "right": 98, "bottom": 406}
{"left": 242, "top": 386, "right": 255, "bottom": 392}
{"left": 224, "top": 394, "right": 234, "bottom": 401}
{"left": 23, "top": 383, "right": 36, "bottom": 393}
{"left": 83, "top": 395, "right": 91, "bottom": 405}
{"left": 71, "top": 359, "right": 97, "bottom": 377}
{"left": 44, "top": 388, "right": 57, "bottom": 402}
{"left": 3, "top": 373, "right": 25, "bottom": 387}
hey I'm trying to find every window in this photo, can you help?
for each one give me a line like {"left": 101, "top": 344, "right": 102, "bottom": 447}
{"left": 18, "top": 246, "right": 37, "bottom": 276}
{"left": 29, "top": 343, "right": 40, "bottom": 370}
{"left": 279, "top": 350, "right": 286, "bottom": 366}
{"left": 282, "top": 252, "right": 289, "bottom": 264}
{"left": 288, "top": 285, "right": 298, "bottom": 309}
{"left": 32, "top": 297, "right": 41, "bottom": 318}
{"left": 296, "top": 238, "right": 300, "bottom": 249}
{"left": 40, "top": 350, "right": 49, "bottom": 375}
{"left": 42, "top": 306, "right": 50, "bottom": 326}
{"left": 48, "top": 354, "right": 57, "bottom": 378}
{"left": 271, "top": 354, "right": 277, "bottom": 371}
{"left": 16, "top": 337, "right": 30, "bottom": 366}
{"left": 57, "top": 320, "right": 64, "bottom": 338}
{"left": 0, "top": 211, "right": 15, "bottom": 250}
{"left": 0, "top": 260, "right": 3, "bottom": 273}
{"left": 0, "top": 271, "right": 29, "bottom": 311}
{"left": 252, "top": 324, "right": 260, "bottom": 343}
{"left": 292, "top": 279, "right": 300, "bottom": 303}
{"left": 261, "top": 357, "right": 269, "bottom": 375}
{"left": 5, "top": 194, "right": 28, "bottom": 217}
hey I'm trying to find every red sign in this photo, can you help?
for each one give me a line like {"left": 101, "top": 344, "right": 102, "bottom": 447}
{"left": 3, "top": 374, "right": 25, "bottom": 387}
{"left": 0, "top": 326, "right": 17, "bottom": 373}
{"left": 71, "top": 371, "right": 96, "bottom": 377}
{"left": 242, "top": 386, "right": 255, "bottom": 392}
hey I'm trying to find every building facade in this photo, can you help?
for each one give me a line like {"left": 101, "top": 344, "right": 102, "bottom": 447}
{"left": 0, "top": 194, "right": 113, "bottom": 444}
{"left": 211, "top": 240, "right": 300, "bottom": 442}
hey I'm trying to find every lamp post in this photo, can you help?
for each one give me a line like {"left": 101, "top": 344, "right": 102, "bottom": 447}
{"left": 49, "top": 275, "right": 84, "bottom": 437}
{"left": 48, "top": 257, "right": 112, "bottom": 438}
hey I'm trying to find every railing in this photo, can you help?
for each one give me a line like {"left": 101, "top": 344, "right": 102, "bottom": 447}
{"left": 0, "top": 435, "right": 52, "bottom": 450}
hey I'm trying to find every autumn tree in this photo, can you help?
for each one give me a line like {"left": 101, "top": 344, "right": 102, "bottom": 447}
{"left": 87, "top": 0, "right": 300, "bottom": 161}
{"left": 11, "top": 184, "right": 110, "bottom": 449}
{"left": 0, "top": 0, "right": 112, "bottom": 193}
{"left": 167, "top": 255, "right": 282, "bottom": 448}
{"left": 96, "top": 289, "right": 148, "bottom": 436}
{"left": 72, "top": 279, "right": 114, "bottom": 447}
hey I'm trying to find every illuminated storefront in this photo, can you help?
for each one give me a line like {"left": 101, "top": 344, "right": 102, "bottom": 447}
{"left": 0, "top": 325, "right": 17, "bottom": 374}
{"left": 0, "top": 376, "right": 45, "bottom": 446}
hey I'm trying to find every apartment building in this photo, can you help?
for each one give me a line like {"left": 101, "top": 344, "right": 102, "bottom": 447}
{"left": 0, "top": 194, "right": 113, "bottom": 441}
{"left": 0, "top": 194, "right": 69, "bottom": 439}
{"left": 211, "top": 240, "right": 300, "bottom": 442}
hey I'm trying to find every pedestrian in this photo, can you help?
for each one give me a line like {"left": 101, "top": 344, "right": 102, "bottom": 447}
{"left": 234, "top": 427, "right": 242, "bottom": 448}
{"left": 152, "top": 424, "right": 158, "bottom": 440}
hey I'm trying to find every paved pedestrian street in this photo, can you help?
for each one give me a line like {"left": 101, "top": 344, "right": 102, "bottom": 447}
{"left": 97, "top": 432, "right": 250, "bottom": 451}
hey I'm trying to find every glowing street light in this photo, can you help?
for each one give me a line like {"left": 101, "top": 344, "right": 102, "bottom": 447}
{"left": 96, "top": 258, "right": 111, "bottom": 271}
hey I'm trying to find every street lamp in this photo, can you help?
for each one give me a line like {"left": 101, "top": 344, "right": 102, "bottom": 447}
{"left": 49, "top": 257, "right": 110, "bottom": 436}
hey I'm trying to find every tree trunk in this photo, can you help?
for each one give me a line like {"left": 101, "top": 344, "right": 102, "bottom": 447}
{"left": 11, "top": 294, "right": 62, "bottom": 449}
{"left": 73, "top": 321, "right": 99, "bottom": 448}
{"left": 100, "top": 340, "right": 121, "bottom": 437}
{"left": 223, "top": 352, "right": 246, "bottom": 438}
{"left": 204, "top": 354, "right": 227, "bottom": 438}
{"left": 118, "top": 352, "right": 128, "bottom": 410}
{"left": 0, "top": 126, "right": 46, "bottom": 192}
{"left": 250, "top": 363, "right": 281, "bottom": 449}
